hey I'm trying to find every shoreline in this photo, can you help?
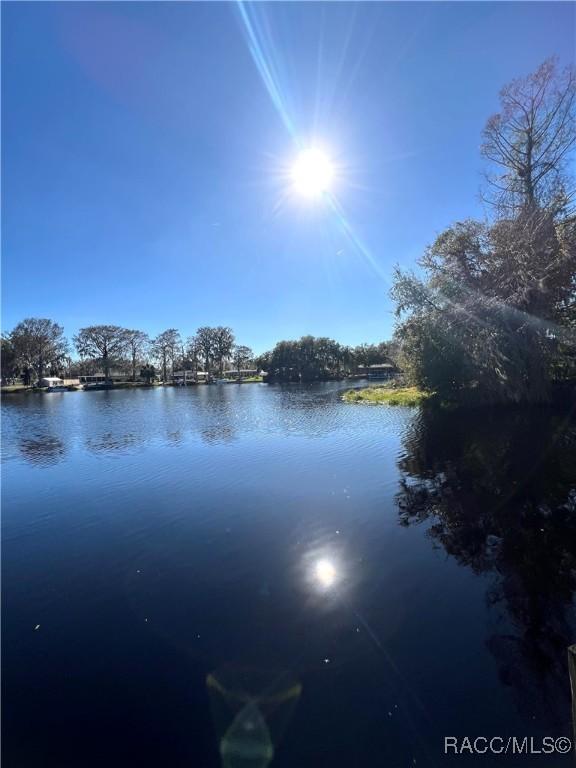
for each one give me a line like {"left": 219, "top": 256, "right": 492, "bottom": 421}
{"left": 1, "top": 378, "right": 266, "bottom": 394}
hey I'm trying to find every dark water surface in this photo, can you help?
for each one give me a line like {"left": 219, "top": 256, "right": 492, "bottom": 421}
{"left": 2, "top": 383, "right": 575, "bottom": 767}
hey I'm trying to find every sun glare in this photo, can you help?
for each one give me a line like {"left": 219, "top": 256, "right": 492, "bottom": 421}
{"left": 291, "top": 148, "right": 334, "bottom": 198}
{"left": 315, "top": 558, "right": 337, "bottom": 588}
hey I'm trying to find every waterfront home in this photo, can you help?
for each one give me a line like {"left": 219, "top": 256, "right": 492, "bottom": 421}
{"left": 79, "top": 372, "right": 132, "bottom": 385}
{"left": 40, "top": 376, "right": 64, "bottom": 387}
{"left": 224, "top": 369, "right": 259, "bottom": 380}
{"left": 172, "top": 370, "right": 209, "bottom": 384}
{"left": 357, "top": 363, "right": 396, "bottom": 380}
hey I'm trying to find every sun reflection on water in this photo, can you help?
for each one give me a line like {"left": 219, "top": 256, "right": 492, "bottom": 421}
{"left": 314, "top": 558, "right": 337, "bottom": 588}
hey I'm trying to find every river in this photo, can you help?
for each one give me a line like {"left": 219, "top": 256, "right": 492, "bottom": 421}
{"left": 2, "top": 382, "right": 575, "bottom": 767}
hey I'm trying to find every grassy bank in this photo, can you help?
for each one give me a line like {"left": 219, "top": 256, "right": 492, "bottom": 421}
{"left": 342, "top": 385, "right": 429, "bottom": 406}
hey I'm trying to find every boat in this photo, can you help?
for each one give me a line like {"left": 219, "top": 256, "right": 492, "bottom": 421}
{"left": 46, "top": 385, "right": 68, "bottom": 392}
{"left": 83, "top": 382, "right": 113, "bottom": 391}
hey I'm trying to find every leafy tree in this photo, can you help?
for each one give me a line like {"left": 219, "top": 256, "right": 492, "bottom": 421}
{"left": 352, "top": 341, "right": 392, "bottom": 367}
{"left": 263, "top": 336, "right": 354, "bottom": 382}
{"left": 124, "top": 330, "right": 150, "bottom": 381}
{"left": 254, "top": 351, "right": 271, "bottom": 374}
{"left": 212, "top": 326, "right": 235, "bottom": 375}
{"left": 10, "top": 317, "right": 68, "bottom": 384}
{"left": 184, "top": 335, "right": 202, "bottom": 376}
{"left": 231, "top": 345, "right": 253, "bottom": 377}
{"left": 195, "top": 327, "right": 216, "bottom": 375}
{"left": 140, "top": 364, "right": 156, "bottom": 384}
{"left": 1, "top": 335, "right": 19, "bottom": 383}
{"left": 193, "top": 326, "right": 234, "bottom": 376}
{"left": 73, "top": 325, "right": 127, "bottom": 383}
{"left": 392, "top": 60, "right": 576, "bottom": 404}
{"left": 152, "top": 329, "right": 181, "bottom": 382}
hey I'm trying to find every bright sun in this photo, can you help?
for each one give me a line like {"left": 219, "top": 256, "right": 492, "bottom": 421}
{"left": 291, "top": 148, "right": 334, "bottom": 198}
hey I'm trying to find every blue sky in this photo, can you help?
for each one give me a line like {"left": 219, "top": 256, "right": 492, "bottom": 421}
{"left": 2, "top": 2, "right": 574, "bottom": 353}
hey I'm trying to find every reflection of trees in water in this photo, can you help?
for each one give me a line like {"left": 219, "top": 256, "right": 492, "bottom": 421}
{"left": 85, "top": 432, "right": 143, "bottom": 454}
{"left": 397, "top": 405, "right": 576, "bottom": 724}
{"left": 19, "top": 435, "right": 66, "bottom": 465}
{"left": 201, "top": 425, "right": 236, "bottom": 444}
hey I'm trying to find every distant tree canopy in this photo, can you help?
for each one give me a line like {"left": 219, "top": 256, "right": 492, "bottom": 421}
{"left": 352, "top": 341, "right": 395, "bottom": 367}
{"left": 212, "top": 327, "right": 235, "bottom": 375}
{"left": 191, "top": 326, "right": 236, "bottom": 376}
{"left": 9, "top": 318, "right": 69, "bottom": 384}
{"left": 152, "top": 329, "right": 181, "bottom": 382}
{"left": 232, "top": 345, "right": 254, "bottom": 375}
{"left": 392, "top": 59, "right": 576, "bottom": 405}
{"left": 258, "top": 336, "right": 393, "bottom": 382}
{"left": 124, "top": 330, "right": 150, "bottom": 382}
{"left": 74, "top": 325, "right": 127, "bottom": 383}
{"left": 1, "top": 335, "right": 19, "bottom": 383}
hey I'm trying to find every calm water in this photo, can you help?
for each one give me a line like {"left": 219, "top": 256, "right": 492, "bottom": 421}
{"left": 2, "top": 383, "right": 575, "bottom": 767}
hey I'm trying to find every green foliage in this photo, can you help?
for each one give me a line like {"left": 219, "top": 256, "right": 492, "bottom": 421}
{"left": 194, "top": 326, "right": 235, "bottom": 375}
{"left": 351, "top": 341, "right": 393, "bottom": 366}
{"left": 259, "top": 336, "right": 395, "bottom": 382}
{"left": 343, "top": 386, "right": 428, "bottom": 406}
{"left": 10, "top": 318, "right": 69, "bottom": 384}
{"left": 232, "top": 344, "right": 254, "bottom": 375}
{"left": 140, "top": 364, "right": 157, "bottom": 384}
{"left": 263, "top": 336, "right": 350, "bottom": 381}
{"left": 393, "top": 213, "right": 576, "bottom": 403}
{"left": 74, "top": 325, "right": 127, "bottom": 383}
{"left": 1, "top": 335, "right": 18, "bottom": 383}
{"left": 392, "top": 60, "right": 576, "bottom": 405}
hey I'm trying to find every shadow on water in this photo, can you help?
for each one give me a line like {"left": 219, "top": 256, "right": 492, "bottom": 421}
{"left": 396, "top": 403, "right": 576, "bottom": 727}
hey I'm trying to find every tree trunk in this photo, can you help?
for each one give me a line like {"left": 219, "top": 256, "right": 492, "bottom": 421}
{"left": 524, "top": 132, "right": 535, "bottom": 208}
{"left": 103, "top": 351, "right": 110, "bottom": 383}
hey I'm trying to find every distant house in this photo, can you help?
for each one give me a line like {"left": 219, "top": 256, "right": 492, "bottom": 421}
{"left": 78, "top": 372, "right": 131, "bottom": 384}
{"left": 225, "top": 369, "right": 259, "bottom": 380}
{"left": 172, "top": 370, "right": 209, "bottom": 384}
{"left": 40, "top": 376, "right": 64, "bottom": 387}
{"left": 357, "top": 363, "right": 396, "bottom": 380}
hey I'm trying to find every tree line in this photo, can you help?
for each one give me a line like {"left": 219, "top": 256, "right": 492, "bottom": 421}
{"left": 1, "top": 323, "right": 255, "bottom": 384}
{"left": 391, "top": 58, "right": 576, "bottom": 405}
{"left": 1, "top": 321, "right": 395, "bottom": 386}
{"left": 255, "top": 338, "right": 396, "bottom": 382}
